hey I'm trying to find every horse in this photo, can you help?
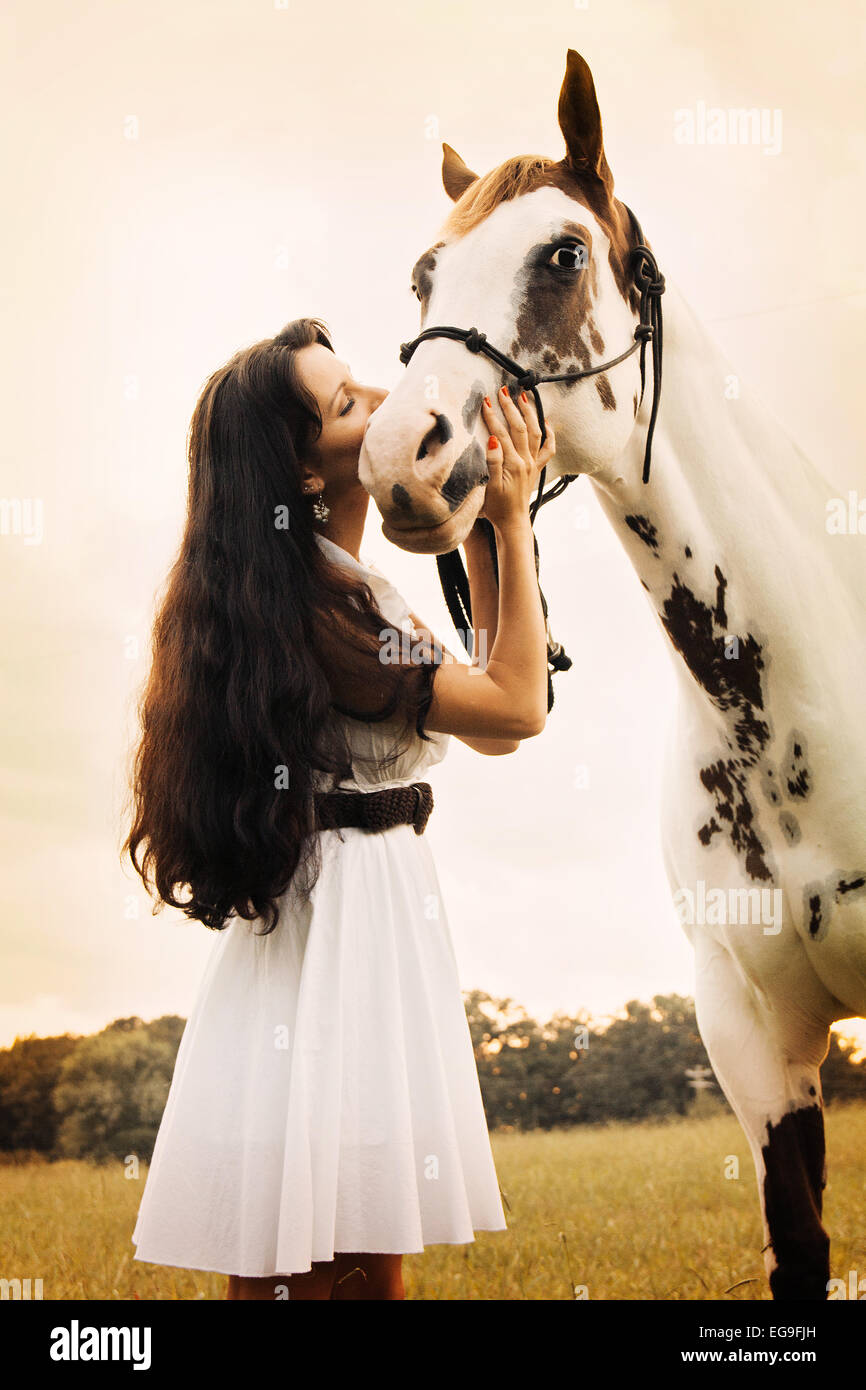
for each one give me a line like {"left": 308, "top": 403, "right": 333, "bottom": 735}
{"left": 357, "top": 48, "right": 866, "bottom": 1300}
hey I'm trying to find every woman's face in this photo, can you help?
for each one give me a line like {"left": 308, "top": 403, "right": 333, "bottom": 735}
{"left": 295, "top": 343, "right": 387, "bottom": 500}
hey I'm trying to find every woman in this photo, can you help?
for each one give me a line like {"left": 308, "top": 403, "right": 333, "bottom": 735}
{"left": 124, "top": 316, "right": 553, "bottom": 1300}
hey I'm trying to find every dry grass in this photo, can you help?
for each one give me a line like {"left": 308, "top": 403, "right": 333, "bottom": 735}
{"left": 1, "top": 1104, "right": 864, "bottom": 1301}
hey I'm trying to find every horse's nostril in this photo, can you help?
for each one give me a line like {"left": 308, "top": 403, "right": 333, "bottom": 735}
{"left": 434, "top": 413, "right": 453, "bottom": 444}
{"left": 417, "top": 412, "right": 453, "bottom": 461}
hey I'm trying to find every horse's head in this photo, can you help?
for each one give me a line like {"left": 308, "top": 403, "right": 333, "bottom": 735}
{"left": 359, "top": 49, "right": 651, "bottom": 555}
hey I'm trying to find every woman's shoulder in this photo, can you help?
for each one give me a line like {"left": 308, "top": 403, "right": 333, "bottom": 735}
{"left": 315, "top": 534, "right": 414, "bottom": 633}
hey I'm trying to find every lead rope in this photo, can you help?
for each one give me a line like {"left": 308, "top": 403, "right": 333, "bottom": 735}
{"left": 631, "top": 236, "right": 665, "bottom": 484}
{"left": 436, "top": 517, "right": 570, "bottom": 714}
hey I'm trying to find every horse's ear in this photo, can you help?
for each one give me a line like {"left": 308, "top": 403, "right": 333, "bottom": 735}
{"left": 557, "top": 49, "right": 615, "bottom": 196}
{"left": 442, "top": 143, "right": 479, "bottom": 202}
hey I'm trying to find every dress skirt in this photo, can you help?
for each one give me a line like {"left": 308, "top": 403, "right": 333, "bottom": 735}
{"left": 131, "top": 821, "right": 507, "bottom": 1277}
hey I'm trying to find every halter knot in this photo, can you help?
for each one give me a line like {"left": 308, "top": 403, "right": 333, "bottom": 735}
{"left": 627, "top": 230, "right": 665, "bottom": 487}
{"left": 398, "top": 341, "right": 414, "bottom": 365}
{"left": 631, "top": 247, "right": 665, "bottom": 299}
{"left": 517, "top": 369, "right": 539, "bottom": 392}
{"left": 465, "top": 328, "right": 487, "bottom": 354}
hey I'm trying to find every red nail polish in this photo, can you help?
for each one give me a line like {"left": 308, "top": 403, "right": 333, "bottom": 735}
{"left": 500, "top": 386, "right": 509, "bottom": 395}
{"left": 488, "top": 436, "right": 498, "bottom": 450}
{"left": 521, "top": 391, "right": 528, "bottom": 402}
{"left": 484, "top": 396, "right": 491, "bottom": 407}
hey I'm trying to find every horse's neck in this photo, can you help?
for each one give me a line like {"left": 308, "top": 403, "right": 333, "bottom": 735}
{"left": 588, "top": 279, "right": 858, "bottom": 708}
{"left": 592, "top": 280, "right": 832, "bottom": 575}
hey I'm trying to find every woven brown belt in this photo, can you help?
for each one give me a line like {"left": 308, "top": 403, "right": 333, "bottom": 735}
{"left": 314, "top": 781, "right": 434, "bottom": 836}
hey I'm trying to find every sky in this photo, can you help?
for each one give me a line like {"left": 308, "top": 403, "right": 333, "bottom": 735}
{"left": 1, "top": 0, "right": 864, "bottom": 1049}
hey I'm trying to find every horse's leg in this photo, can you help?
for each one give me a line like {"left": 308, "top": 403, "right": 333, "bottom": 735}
{"left": 693, "top": 933, "right": 831, "bottom": 1300}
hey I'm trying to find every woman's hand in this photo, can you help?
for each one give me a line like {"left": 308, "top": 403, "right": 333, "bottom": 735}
{"left": 477, "top": 386, "right": 555, "bottom": 529}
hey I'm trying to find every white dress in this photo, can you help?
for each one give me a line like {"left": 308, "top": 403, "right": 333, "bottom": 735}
{"left": 131, "top": 533, "right": 507, "bottom": 1277}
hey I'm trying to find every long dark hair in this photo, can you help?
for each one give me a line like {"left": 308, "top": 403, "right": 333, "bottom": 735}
{"left": 123, "top": 318, "right": 438, "bottom": 934}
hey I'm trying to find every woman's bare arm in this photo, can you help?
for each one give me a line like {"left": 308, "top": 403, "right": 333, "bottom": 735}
{"left": 407, "top": 606, "right": 520, "bottom": 755}
{"left": 407, "top": 522, "right": 521, "bottom": 754}
{"left": 419, "top": 389, "right": 553, "bottom": 742}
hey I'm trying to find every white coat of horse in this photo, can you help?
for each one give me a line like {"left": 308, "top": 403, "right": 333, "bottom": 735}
{"left": 358, "top": 49, "right": 866, "bottom": 1300}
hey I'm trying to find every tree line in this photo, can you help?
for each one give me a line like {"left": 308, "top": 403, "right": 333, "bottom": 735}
{"left": 1, "top": 993, "right": 863, "bottom": 1163}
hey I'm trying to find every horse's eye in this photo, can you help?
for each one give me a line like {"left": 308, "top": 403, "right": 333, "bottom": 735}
{"left": 411, "top": 284, "right": 422, "bottom": 301}
{"left": 550, "top": 244, "right": 586, "bottom": 271}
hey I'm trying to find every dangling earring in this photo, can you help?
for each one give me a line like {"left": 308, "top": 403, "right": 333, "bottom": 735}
{"left": 304, "top": 484, "right": 330, "bottom": 524}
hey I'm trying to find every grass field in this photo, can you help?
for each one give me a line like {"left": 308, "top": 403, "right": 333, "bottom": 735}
{"left": 2, "top": 1103, "right": 864, "bottom": 1300}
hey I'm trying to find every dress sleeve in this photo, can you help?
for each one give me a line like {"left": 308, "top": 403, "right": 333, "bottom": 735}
{"left": 329, "top": 637, "right": 441, "bottom": 742}
{"left": 318, "top": 565, "right": 444, "bottom": 741}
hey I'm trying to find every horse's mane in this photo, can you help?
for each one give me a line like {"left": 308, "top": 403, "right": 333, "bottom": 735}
{"left": 441, "top": 155, "right": 557, "bottom": 239}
